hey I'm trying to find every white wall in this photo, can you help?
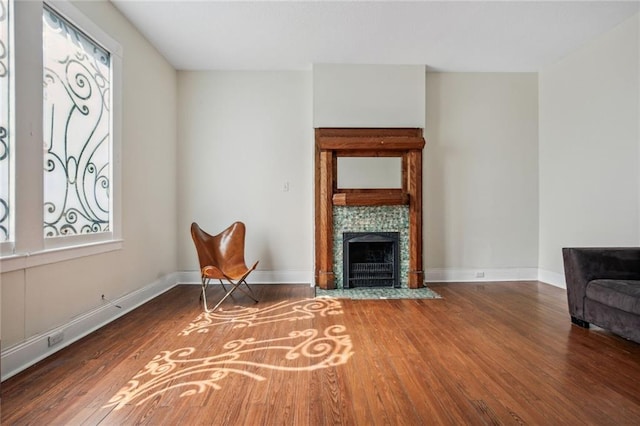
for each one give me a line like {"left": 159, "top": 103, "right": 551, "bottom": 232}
{"left": 539, "top": 14, "right": 640, "bottom": 282}
{"left": 1, "top": 0, "right": 177, "bottom": 350}
{"left": 177, "top": 71, "right": 313, "bottom": 282}
{"left": 313, "top": 64, "right": 425, "bottom": 128}
{"left": 425, "top": 73, "right": 539, "bottom": 278}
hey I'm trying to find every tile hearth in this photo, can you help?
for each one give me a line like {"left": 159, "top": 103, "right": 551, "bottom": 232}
{"left": 315, "top": 286, "right": 441, "bottom": 300}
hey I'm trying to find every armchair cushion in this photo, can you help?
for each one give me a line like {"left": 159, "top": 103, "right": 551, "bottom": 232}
{"left": 587, "top": 279, "right": 640, "bottom": 315}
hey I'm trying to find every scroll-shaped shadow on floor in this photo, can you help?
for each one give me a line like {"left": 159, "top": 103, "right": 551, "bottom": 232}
{"left": 105, "top": 298, "right": 353, "bottom": 410}
{"left": 179, "top": 297, "right": 344, "bottom": 335}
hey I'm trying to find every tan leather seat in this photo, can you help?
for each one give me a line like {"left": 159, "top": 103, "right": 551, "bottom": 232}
{"left": 190, "top": 222, "right": 259, "bottom": 312}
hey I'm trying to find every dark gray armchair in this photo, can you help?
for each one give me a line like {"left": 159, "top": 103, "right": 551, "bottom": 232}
{"left": 562, "top": 247, "right": 640, "bottom": 344}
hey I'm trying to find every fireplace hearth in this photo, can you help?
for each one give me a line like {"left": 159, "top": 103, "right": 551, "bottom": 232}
{"left": 343, "top": 232, "right": 400, "bottom": 288}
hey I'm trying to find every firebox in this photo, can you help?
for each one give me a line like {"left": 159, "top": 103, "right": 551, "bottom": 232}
{"left": 343, "top": 232, "right": 400, "bottom": 288}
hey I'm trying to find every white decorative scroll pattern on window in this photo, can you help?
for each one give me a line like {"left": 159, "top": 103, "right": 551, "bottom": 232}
{"left": 42, "top": 5, "right": 111, "bottom": 237}
{"left": 0, "top": 0, "right": 10, "bottom": 242}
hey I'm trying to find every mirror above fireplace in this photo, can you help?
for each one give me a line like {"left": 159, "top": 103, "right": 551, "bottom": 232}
{"left": 337, "top": 157, "right": 402, "bottom": 189}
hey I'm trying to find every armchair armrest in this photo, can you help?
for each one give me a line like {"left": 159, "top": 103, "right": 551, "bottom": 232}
{"left": 562, "top": 247, "right": 640, "bottom": 318}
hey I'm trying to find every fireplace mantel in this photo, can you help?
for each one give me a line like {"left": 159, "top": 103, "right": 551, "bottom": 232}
{"left": 314, "top": 128, "right": 425, "bottom": 289}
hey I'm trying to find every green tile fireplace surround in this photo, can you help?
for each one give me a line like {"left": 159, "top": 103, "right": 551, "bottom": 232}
{"left": 333, "top": 205, "right": 410, "bottom": 289}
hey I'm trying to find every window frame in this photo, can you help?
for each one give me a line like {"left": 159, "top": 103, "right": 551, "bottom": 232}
{"left": 0, "top": 0, "right": 122, "bottom": 273}
{"left": 0, "top": 0, "right": 14, "bottom": 256}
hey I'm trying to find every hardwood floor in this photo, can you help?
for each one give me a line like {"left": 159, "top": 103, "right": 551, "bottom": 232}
{"left": 2, "top": 282, "right": 640, "bottom": 425}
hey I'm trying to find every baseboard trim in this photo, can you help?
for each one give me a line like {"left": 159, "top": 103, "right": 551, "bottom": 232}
{"left": 424, "top": 267, "right": 566, "bottom": 289}
{"left": 181, "top": 268, "right": 563, "bottom": 287}
{"left": 177, "top": 270, "right": 314, "bottom": 285}
{"left": 1, "top": 272, "right": 178, "bottom": 381}
{"left": 425, "top": 267, "right": 539, "bottom": 283}
{"left": 537, "top": 269, "right": 566, "bottom": 289}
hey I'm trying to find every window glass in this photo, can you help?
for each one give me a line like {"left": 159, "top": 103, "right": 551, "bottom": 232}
{"left": 0, "top": 0, "right": 10, "bottom": 242}
{"left": 43, "top": 4, "right": 111, "bottom": 237}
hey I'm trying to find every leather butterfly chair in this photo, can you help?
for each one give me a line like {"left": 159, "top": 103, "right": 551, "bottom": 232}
{"left": 190, "top": 222, "right": 259, "bottom": 312}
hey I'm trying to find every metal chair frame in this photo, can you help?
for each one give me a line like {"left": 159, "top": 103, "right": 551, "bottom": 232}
{"left": 200, "top": 267, "right": 258, "bottom": 313}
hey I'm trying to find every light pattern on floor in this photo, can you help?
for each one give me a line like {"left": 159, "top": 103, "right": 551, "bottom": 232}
{"left": 180, "top": 297, "right": 343, "bottom": 336}
{"left": 105, "top": 297, "right": 353, "bottom": 410}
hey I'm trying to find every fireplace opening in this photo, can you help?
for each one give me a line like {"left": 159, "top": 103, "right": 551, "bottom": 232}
{"left": 343, "top": 232, "right": 400, "bottom": 288}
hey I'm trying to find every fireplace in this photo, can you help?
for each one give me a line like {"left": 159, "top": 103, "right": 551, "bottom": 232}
{"left": 314, "top": 127, "right": 425, "bottom": 289}
{"left": 343, "top": 232, "right": 400, "bottom": 288}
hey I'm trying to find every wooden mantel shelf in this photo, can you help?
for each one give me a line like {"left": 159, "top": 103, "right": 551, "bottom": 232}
{"left": 318, "top": 136, "right": 424, "bottom": 152}
{"left": 332, "top": 190, "right": 409, "bottom": 206}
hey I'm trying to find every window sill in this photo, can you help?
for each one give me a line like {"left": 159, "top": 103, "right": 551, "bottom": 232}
{"left": 0, "top": 239, "right": 124, "bottom": 273}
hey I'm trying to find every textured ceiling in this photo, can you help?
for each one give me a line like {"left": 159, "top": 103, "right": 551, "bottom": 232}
{"left": 110, "top": 0, "right": 640, "bottom": 71}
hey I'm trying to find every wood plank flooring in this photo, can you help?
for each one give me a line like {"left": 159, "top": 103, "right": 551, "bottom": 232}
{"left": 2, "top": 282, "right": 640, "bottom": 425}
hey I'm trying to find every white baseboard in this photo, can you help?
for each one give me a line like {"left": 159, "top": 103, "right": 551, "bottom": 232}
{"left": 178, "top": 270, "right": 314, "bottom": 285}
{"left": 1, "top": 272, "right": 178, "bottom": 381}
{"left": 424, "top": 267, "right": 567, "bottom": 289}
{"left": 425, "top": 267, "right": 539, "bottom": 283}
{"left": 181, "top": 268, "right": 561, "bottom": 288}
{"left": 537, "top": 269, "right": 566, "bottom": 289}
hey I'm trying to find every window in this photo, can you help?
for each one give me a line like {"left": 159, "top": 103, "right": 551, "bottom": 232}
{"left": 43, "top": 4, "right": 111, "bottom": 238}
{"left": 0, "top": 0, "right": 11, "bottom": 244}
{"left": 0, "top": 0, "right": 121, "bottom": 270}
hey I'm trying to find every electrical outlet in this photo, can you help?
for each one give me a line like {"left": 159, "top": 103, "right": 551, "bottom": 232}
{"left": 48, "top": 331, "right": 64, "bottom": 347}
{"left": 475, "top": 271, "right": 485, "bottom": 278}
